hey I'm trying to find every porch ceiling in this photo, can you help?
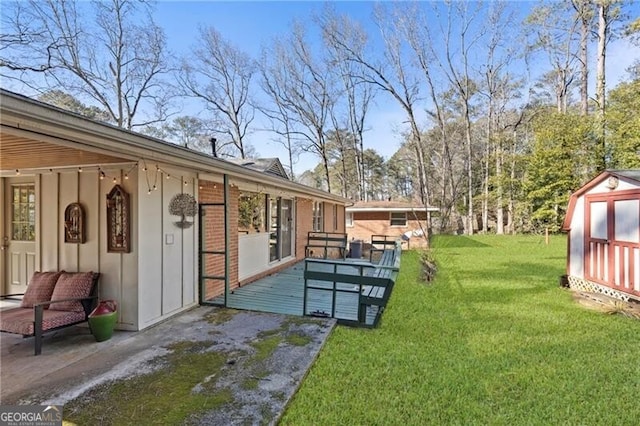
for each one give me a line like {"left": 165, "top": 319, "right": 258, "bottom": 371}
{"left": 0, "top": 132, "right": 130, "bottom": 171}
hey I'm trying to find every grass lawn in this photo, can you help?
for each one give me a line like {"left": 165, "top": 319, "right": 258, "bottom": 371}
{"left": 281, "top": 235, "right": 640, "bottom": 425}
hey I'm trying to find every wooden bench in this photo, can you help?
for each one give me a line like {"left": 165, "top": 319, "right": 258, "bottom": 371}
{"left": 303, "top": 242, "right": 401, "bottom": 327}
{"left": 370, "top": 235, "right": 400, "bottom": 263}
{"left": 305, "top": 231, "right": 347, "bottom": 259}
{"left": 359, "top": 242, "right": 401, "bottom": 308}
{"left": 0, "top": 271, "right": 100, "bottom": 355}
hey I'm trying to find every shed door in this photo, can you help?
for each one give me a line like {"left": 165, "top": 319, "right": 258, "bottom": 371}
{"left": 585, "top": 190, "right": 640, "bottom": 296}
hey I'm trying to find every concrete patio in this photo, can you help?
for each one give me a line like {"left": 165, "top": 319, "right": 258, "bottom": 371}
{"left": 0, "top": 305, "right": 336, "bottom": 424}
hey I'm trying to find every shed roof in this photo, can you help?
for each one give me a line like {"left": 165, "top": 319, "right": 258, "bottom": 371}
{"left": 561, "top": 169, "right": 640, "bottom": 231}
{"left": 346, "top": 201, "right": 439, "bottom": 212}
{"left": 0, "top": 89, "right": 346, "bottom": 204}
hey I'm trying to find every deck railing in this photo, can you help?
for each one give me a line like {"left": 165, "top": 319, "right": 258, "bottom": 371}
{"left": 303, "top": 248, "right": 400, "bottom": 327}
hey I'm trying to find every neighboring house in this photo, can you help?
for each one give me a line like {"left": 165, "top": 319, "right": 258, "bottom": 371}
{"left": 345, "top": 201, "right": 438, "bottom": 249}
{"left": 562, "top": 170, "right": 640, "bottom": 300}
{"left": 0, "top": 89, "right": 346, "bottom": 331}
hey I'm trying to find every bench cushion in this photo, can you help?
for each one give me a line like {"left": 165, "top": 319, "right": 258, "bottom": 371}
{"left": 20, "top": 271, "right": 64, "bottom": 309}
{"left": 0, "top": 308, "right": 85, "bottom": 335}
{"left": 49, "top": 272, "right": 95, "bottom": 312}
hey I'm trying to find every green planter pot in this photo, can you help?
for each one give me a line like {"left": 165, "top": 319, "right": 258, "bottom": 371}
{"left": 88, "top": 311, "right": 117, "bottom": 342}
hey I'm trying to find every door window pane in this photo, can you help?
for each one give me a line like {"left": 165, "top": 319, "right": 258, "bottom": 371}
{"left": 589, "top": 201, "right": 608, "bottom": 240}
{"left": 614, "top": 199, "right": 639, "bottom": 243}
{"left": 11, "top": 185, "right": 35, "bottom": 241}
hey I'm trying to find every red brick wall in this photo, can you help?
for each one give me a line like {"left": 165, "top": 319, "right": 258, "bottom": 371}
{"left": 296, "top": 197, "right": 314, "bottom": 259}
{"left": 336, "top": 204, "right": 345, "bottom": 233}
{"left": 347, "top": 210, "right": 428, "bottom": 248}
{"left": 198, "top": 180, "right": 239, "bottom": 300}
{"left": 198, "top": 188, "right": 348, "bottom": 297}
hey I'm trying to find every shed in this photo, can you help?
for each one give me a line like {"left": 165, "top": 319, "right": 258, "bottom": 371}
{"left": 562, "top": 170, "right": 640, "bottom": 300}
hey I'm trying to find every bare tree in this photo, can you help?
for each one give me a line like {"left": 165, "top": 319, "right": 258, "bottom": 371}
{"left": 430, "top": 1, "right": 485, "bottom": 235}
{"left": 397, "top": 3, "right": 461, "bottom": 233}
{"left": 321, "top": 7, "right": 375, "bottom": 201}
{"left": 260, "top": 23, "right": 336, "bottom": 192}
{"left": 572, "top": 0, "right": 595, "bottom": 116}
{"left": 595, "top": 0, "right": 625, "bottom": 169}
{"left": 525, "top": 1, "right": 580, "bottom": 114}
{"left": 1, "top": 0, "right": 171, "bottom": 129}
{"left": 320, "top": 6, "right": 432, "bottom": 226}
{"left": 179, "top": 26, "right": 255, "bottom": 159}
{"left": 257, "top": 52, "right": 301, "bottom": 179}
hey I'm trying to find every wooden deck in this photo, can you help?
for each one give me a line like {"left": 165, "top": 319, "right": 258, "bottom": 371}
{"left": 207, "top": 261, "right": 381, "bottom": 326}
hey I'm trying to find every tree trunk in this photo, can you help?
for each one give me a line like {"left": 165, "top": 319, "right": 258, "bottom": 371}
{"left": 579, "top": 2, "right": 590, "bottom": 116}
{"left": 596, "top": 1, "right": 608, "bottom": 168}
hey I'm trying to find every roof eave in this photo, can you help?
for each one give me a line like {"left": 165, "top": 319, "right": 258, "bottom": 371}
{"left": 0, "top": 90, "right": 347, "bottom": 204}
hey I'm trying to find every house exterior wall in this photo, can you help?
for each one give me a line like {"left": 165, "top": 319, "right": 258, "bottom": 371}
{"left": 198, "top": 179, "right": 240, "bottom": 300}
{"left": 36, "top": 168, "right": 139, "bottom": 330}
{"left": 347, "top": 210, "right": 428, "bottom": 247}
{"left": 137, "top": 165, "right": 199, "bottom": 330}
{"left": 296, "top": 197, "right": 314, "bottom": 257}
{"left": 568, "top": 197, "right": 585, "bottom": 277}
{"left": 198, "top": 183, "right": 346, "bottom": 296}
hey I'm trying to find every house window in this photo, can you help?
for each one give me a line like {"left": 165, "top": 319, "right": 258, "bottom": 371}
{"left": 313, "top": 201, "right": 323, "bottom": 231}
{"left": 346, "top": 212, "right": 354, "bottom": 227}
{"left": 333, "top": 204, "right": 338, "bottom": 230}
{"left": 11, "top": 185, "right": 35, "bottom": 241}
{"left": 238, "top": 191, "right": 266, "bottom": 234}
{"left": 390, "top": 212, "right": 407, "bottom": 227}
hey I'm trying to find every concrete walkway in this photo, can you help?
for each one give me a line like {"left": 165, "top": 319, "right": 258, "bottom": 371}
{"left": 0, "top": 306, "right": 335, "bottom": 424}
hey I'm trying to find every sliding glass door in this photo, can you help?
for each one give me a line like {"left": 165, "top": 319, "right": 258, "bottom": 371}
{"left": 269, "top": 196, "right": 294, "bottom": 262}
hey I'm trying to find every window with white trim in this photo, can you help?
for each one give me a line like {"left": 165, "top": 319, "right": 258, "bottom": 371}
{"left": 390, "top": 211, "right": 407, "bottom": 226}
{"left": 346, "top": 212, "right": 354, "bottom": 227}
{"left": 312, "top": 201, "right": 323, "bottom": 231}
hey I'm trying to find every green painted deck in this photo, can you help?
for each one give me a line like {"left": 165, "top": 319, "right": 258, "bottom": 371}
{"left": 207, "top": 261, "right": 381, "bottom": 326}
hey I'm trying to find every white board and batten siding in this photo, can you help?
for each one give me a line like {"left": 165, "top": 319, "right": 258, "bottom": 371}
{"left": 137, "top": 166, "right": 198, "bottom": 329}
{"left": 39, "top": 168, "right": 138, "bottom": 330}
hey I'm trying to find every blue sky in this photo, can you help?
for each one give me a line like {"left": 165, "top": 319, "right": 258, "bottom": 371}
{"left": 151, "top": 1, "right": 639, "bottom": 173}
{"left": 3, "top": 1, "right": 637, "bottom": 173}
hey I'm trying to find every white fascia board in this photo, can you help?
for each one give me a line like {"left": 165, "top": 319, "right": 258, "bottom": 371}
{"left": 346, "top": 207, "right": 439, "bottom": 212}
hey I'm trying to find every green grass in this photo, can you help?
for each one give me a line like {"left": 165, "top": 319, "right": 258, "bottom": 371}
{"left": 281, "top": 235, "right": 640, "bottom": 425}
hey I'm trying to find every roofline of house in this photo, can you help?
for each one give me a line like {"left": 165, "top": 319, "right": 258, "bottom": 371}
{"left": 346, "top": 207, "right": 439, "bottom": 213}
{"left": 0, "top": 89, "right": 347, "bottom": 204}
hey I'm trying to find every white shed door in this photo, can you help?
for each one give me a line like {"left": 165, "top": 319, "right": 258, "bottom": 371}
{"left": 586, "top": 190, "right": 640, "bottom": 296}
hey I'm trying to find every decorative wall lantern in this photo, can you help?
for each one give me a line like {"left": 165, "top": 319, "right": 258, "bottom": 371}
{"left": 64, "top": 202, "right": 85, "bottom": 243}
{"left": 169, "top": 193, "right": 198, "bottom": 228}
{"left": 107, "top": 185, "right": 130, "bottom": 252}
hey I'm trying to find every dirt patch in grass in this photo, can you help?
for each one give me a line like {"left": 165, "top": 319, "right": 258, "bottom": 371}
{"left": 573, "top": 291, "right": 640, "bottom": 319}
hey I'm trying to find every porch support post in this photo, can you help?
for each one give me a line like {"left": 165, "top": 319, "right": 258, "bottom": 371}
{"left": 224, "top": 174, "right": 229, "bottom": 306}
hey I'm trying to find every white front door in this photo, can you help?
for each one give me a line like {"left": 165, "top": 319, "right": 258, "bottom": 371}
{"left": 2, "top": 179, "right": 37, "bottom": 294}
